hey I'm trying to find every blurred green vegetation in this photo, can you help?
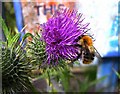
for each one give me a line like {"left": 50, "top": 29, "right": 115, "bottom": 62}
{"left": 112, "top": 68, "right": 120, "bottom": 92}
{"left": 3, "top": 2, "right": 17, "bottom": 36}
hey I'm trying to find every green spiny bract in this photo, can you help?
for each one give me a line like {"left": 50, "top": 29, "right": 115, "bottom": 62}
{"left": 1, "top": 45, "right": 33, "bottom": 93}
{"left": 26, "top": 32, "right": 46, "bottom": 69}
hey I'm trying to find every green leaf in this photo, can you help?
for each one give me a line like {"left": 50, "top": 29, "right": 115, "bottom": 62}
{"left": 8, "top": 33, "right": 20, "bottom": 58}
{"left": 8, "top": 33, "right": 20, "bottom": 48}
{"left": 112, "top": 68, "right": 120, "bottom": 79}
{"left": 20, "top": 33, "right": 33, "bottom": 49}
{"left": 47, "top": 70, "right": 51, "bottom": 86}
{"left": 78, "top": 75, "right": 107, "bottom": 92}
{"left": 0, "top": 40, "right": 7, "bottom": 45}
{"left": 15, "top": 33, "right": 33, "bottom": 53}
{"left": 88, "top": 76, "right": 107, "bottom": 87}
{"left": 21, "top": 33, "right": 33, "bottom": 44}
{"left": 0, "top": 16, "right": 12, "bottom": 43}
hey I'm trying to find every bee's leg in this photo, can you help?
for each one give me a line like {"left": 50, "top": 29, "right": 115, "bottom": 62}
{"left": 74, "top": 44, "right": 82, "bottom": 48}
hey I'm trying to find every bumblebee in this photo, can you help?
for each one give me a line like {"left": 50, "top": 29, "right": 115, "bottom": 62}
{"left": 76, "top": 35, "right": 101, "bottom": 64}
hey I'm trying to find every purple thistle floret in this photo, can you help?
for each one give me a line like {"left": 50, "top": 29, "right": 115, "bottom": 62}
{"left": 41, "top": 8, "right": 90, "bottom": 65}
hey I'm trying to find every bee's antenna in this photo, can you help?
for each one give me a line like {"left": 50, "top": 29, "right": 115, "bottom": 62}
{"left": 80, "top": 28, "right": 91, "bottom": 36}
{"left": 85, "top": 33, "right": 95, "bottom": 41}
{"left": 93, "top": 39, "right": 96, "bottom": 42}
{"left": 90, "top": 34, "right": 94, "bottom": 38}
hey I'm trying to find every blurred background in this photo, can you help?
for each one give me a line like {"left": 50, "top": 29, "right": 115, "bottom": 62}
{"left": 0, "top": 0, "right": 120, "bottom": 92}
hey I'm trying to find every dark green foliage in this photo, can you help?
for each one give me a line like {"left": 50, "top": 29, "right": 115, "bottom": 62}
{"left": 3, "top": 2, "right": 16, "bottom": 35}
{"left": 38, "top": 60, "right": 73, "bottom": 92}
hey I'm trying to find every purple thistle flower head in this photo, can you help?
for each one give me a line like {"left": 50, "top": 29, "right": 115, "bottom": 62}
{"left": 41, "top": 8, "right": 90, "bottom": 65}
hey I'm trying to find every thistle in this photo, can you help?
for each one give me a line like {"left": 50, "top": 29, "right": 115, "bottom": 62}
{"left": 1, "top": 46, "right": 32, "bottom": 93}
{"left": 41, "top": 8, "right": 90, "bottom": 65}
{"left": 26, "top": 31, "right": 46, "bottom": 69}
{"left": 0, "top": 17, "right": 35, "bottom": 93}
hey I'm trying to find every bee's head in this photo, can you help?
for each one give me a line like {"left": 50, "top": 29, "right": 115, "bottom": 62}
{"left": 78, "top": 35, "right": 93, "bottom": 46}
{"left": 82, "top": 35, "right": 93, "bottom": 46}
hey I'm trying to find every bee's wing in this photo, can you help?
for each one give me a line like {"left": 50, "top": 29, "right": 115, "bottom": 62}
{"left": 93, "top": 46, "right": 103, "bottom": 63}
